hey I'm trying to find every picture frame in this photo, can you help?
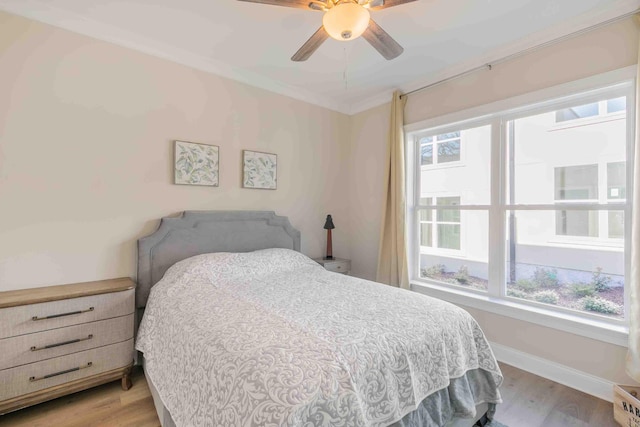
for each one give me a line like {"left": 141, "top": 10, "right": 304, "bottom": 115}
{"left": 242, "top": 150, "right": 277, "bottom": 190}
{"left": 174, "top": 140, "right": 219, "bottom": 187}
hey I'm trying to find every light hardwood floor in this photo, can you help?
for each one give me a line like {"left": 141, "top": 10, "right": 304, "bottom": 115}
{"left": 0, "top": 363, "right": 617, "bottom": 427}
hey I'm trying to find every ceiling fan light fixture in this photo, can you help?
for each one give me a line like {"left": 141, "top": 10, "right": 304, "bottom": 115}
{"left": 322, "top": 3, "right": 370, "bottom": 41}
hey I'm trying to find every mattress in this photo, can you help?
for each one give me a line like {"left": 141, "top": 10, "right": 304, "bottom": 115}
{"left": 137, "top": 249, "right": 502, "bottom": 426}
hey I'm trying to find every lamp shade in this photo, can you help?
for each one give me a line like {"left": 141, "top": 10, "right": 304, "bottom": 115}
{"left": 322, "top": 3, "right": 370, "bottom": 41}
{"left": 324, "top": 214, "right": 335, "bottom": 230}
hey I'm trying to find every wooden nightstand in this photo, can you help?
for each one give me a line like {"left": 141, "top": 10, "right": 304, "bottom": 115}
{"left": 313, "top": 257, "right": 351, "bottom": 275}
{"left": 0, "top": 278, "right": 135, "bottom": 415}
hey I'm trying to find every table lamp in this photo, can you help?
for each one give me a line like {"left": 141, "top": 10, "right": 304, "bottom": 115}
{"left": 324, "top": 215, "right": 335, "bottom": 260}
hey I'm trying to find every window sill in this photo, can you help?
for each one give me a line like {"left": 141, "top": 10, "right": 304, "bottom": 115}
{"left": 411, "top": 281, "right": 629, "bottom": 347}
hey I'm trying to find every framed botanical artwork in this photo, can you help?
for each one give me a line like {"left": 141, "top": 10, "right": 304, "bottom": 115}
{"left": 242, "top": 150, "right": 277, "bottom": 190}
{"left": 174, "top": 140, "right": 219, "bottom": 187}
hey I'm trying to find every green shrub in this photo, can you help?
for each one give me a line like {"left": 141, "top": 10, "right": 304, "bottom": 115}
{"left": 582, "top": 296, "right": 621, "bottom": 315}
{"left": 569, "top": 283, "right": 596, "bottom": 298}
{"left": 532, "top": 267, "right": 559, "bottom": 288}
{"left": 422, "top": 264, "right": 445, "bottom": 278}
{"left": 455, "top": 265, "right": 470, "bottom": 284}
{"left": 591, "top": 267, "right": 612, "bottom": 292}
{"left": 532, "top": 290, "right": 560, "bottom": 305}
{"left": 507, "top": 288, "right": 529, "bottom": 299}
{"left": 514, "top": 279, "right": 539, "bottom": 293}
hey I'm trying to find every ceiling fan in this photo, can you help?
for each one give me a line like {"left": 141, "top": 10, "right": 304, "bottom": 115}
{"left": 237, "top": 0, "right": 417, "bottom": 61}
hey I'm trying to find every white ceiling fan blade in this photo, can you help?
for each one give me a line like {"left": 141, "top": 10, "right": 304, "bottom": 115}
{"left": 369, "top": 0, "right": 418, "bottom": 11}
{"left": 291, "top": 27, "right": 329, "bottom": 61}
{"left": 362, "top": 19, "right": 403, "bottom": 60}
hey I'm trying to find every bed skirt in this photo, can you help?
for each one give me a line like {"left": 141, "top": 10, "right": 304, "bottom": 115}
{"left": 143, "top": 357, "right": 497, "bottom": 427}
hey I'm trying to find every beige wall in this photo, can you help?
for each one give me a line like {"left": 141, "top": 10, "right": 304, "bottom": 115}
{"left": 347, "top": 18, "right": 639, "bottom": 384}
{"left": 0, "top": 11, "right": 350, "bottom": 290}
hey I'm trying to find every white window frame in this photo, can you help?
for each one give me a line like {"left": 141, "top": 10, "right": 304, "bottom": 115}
{"left": 405, "top": 66, "right": 636, "bottom": 347}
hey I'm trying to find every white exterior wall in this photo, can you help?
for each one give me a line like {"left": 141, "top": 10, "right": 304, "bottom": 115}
{"left": 419, "top": 109, "right": 626, "bottom": 282}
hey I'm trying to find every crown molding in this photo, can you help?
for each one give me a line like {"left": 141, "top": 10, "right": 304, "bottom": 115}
{"left": 2, "top": 0, "right": 638, "bottom": 117}
{"left": 0, "top": 0, "right": 352, "bottom": 115}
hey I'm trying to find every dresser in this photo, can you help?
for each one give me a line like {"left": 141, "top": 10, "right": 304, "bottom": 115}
{"left": 0, "top": 278, "right": 135, "bottom": 415}
{"left": 313, "top": 257, "right": 351, "bottom": 275}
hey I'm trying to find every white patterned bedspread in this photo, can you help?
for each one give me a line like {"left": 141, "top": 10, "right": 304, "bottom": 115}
{"left": 136, "top": 249, "right": 502, "bottom": 427}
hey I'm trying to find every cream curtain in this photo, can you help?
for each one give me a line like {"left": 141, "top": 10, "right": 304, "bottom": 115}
{"left": 627, "top": 27, "right": 640, "bottom": 381}
{"left": 376, "top": 91, "right": 409, "bottom": 289}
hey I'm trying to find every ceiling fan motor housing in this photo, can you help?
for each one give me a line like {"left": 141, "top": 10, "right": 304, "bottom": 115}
{"left": 322, "top": 2, "right": 370, "bottom": 41}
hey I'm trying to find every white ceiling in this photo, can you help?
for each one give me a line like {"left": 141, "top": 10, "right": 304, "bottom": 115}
{"left": 1, "top": 0, "right": 638, "bottom": 114}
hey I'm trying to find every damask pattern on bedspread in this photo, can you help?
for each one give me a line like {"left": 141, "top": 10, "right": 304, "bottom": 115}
{"left": 136, "top": 249, "right": 503, "bottom": 427}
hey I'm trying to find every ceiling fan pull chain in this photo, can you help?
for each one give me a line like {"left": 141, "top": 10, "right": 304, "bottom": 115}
{"left": 343, "top": 46, "right": 349, "bottom": 91}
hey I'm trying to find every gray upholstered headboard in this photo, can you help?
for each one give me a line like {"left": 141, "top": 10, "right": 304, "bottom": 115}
{"left": 136, "top": 210, "right": 301, "bottom": 308}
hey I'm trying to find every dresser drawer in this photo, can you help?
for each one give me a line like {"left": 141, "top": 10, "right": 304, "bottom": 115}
{"left": 0, "top": 338, "right": 133, "bottom": 401}
{"left": 0, "top": 314, "right": 133, "bottom": 370}
{"left": 0, "top": 289, "right": 134, "bottom": 339}
{"left": 324, "top": 260, "right": 351, "bottom": 274}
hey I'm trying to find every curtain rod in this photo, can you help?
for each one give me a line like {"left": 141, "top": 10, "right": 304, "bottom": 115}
{"left": 400, "top": 9, "right": 640, "bottom": 99}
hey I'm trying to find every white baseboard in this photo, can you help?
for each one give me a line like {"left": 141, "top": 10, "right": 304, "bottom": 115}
{"left": 489, "top": 341, "right": 614, "bottom": 402}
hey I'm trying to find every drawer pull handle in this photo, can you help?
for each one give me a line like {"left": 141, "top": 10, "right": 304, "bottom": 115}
{"left": 29, "top": 362, "right": 93, "bottom": 382}
{"left": 32, "top": 307, "right": 94, "bottom": 321}
{"left": 30, "top": 334, "right": 94, "bottom": 351}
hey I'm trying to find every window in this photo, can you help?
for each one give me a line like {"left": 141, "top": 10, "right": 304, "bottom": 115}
{"left": 408, "top": 74, "right": 633, "bottom": 329}
{"left": 419, "top": 197, "right": 461, "bottom": 250}
{"left": 555, "top": 97, "right": 627, "bottom": 123}
{"left": 419, "top": 132, "right": 461, "bottom": 166}
{"left": 551, "top": 163, "right": 627, "bottom": 239}
{"left": 554, "top": 164, "right": 599, "bottom": 237}
{"left": 556, "top": 102, "right": 598, "bottom": 122}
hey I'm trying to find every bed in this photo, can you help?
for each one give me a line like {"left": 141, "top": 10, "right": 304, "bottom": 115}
{"left": 135, "top": 211, "right": 502, "bottom": 427}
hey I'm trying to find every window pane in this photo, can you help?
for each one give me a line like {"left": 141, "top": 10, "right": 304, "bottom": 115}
{"left": 608, "top": 161, "right": 626, "bottom": 199}
{"left": 420, "top": 124, "right": 491, "bottom": 204}
{"left": 420, "top": 223, "right": 432, "bottom": 247}
{"left": 420, "top": 211, "right": 488, "bottom": 292}
{"left": 607, "top": 97, "right": 626, "bottom": 114}
{"left": 608, "top": 211, "right": 624, "bottom": 239}
{"left": 436, "top": 197, "right": 461, "bottom": 222}
{"left": 419, "top": 209, "right": 432, "bottom": 221}
{"left": 419, "top": 197, "right": 432, "bottom": 205}
{"left": 511, "top": 101, "right": 626, "bottom": 204}
{"left": 438, "top": 224, "right": 460, "bottom": 249}
{"left": 438, "top": 140, "right": 461, "bottom": 163}
{"left": 555, "top": 102, "right": 599, "bottom": 122}
{"left": 437, "top": 132, "right": 460, "bottom": 141}
{"left": 506, "top": 209, "right": 624, "bottom": 319}
{"left": 421, "top": 144, "right": 433, "bottom": 165}
{"left": 554, "top": 165, "right": 598, "bottom": 200}
{"left": 555, "top": 210, "right": 599, "bottom": 237}
{"left": 419, "top": 198, "right": 433, "bottom": 221}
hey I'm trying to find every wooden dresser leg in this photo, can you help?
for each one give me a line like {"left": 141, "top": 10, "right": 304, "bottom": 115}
{"left": 121, "top": 368, "right": 132, "bottom": 391}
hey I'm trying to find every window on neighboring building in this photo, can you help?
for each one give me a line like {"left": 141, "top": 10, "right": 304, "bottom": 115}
{"left": 554, "top": 164, "right": 599, "bottom": 237}
{"left": 550, "top": 162, "right": 627, "bottom": 240}
{"left": 419, "top": 197, "right": 461, "bottom": 250}
{"left": 556, "top": 102, "right": 599, "bottom": 122}
{"left": 408, "top": 77, "right": 632, "bottom": 324}
{"left": 555, "top": 97, "right": 627, "bottom": 123}
{"left": 419, "top": 132, "right": 461, "bottom": 166}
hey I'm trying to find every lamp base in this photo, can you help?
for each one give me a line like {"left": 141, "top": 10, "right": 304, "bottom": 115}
{"left": 323, "top": 256, "right": 334, "bottom": 260}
